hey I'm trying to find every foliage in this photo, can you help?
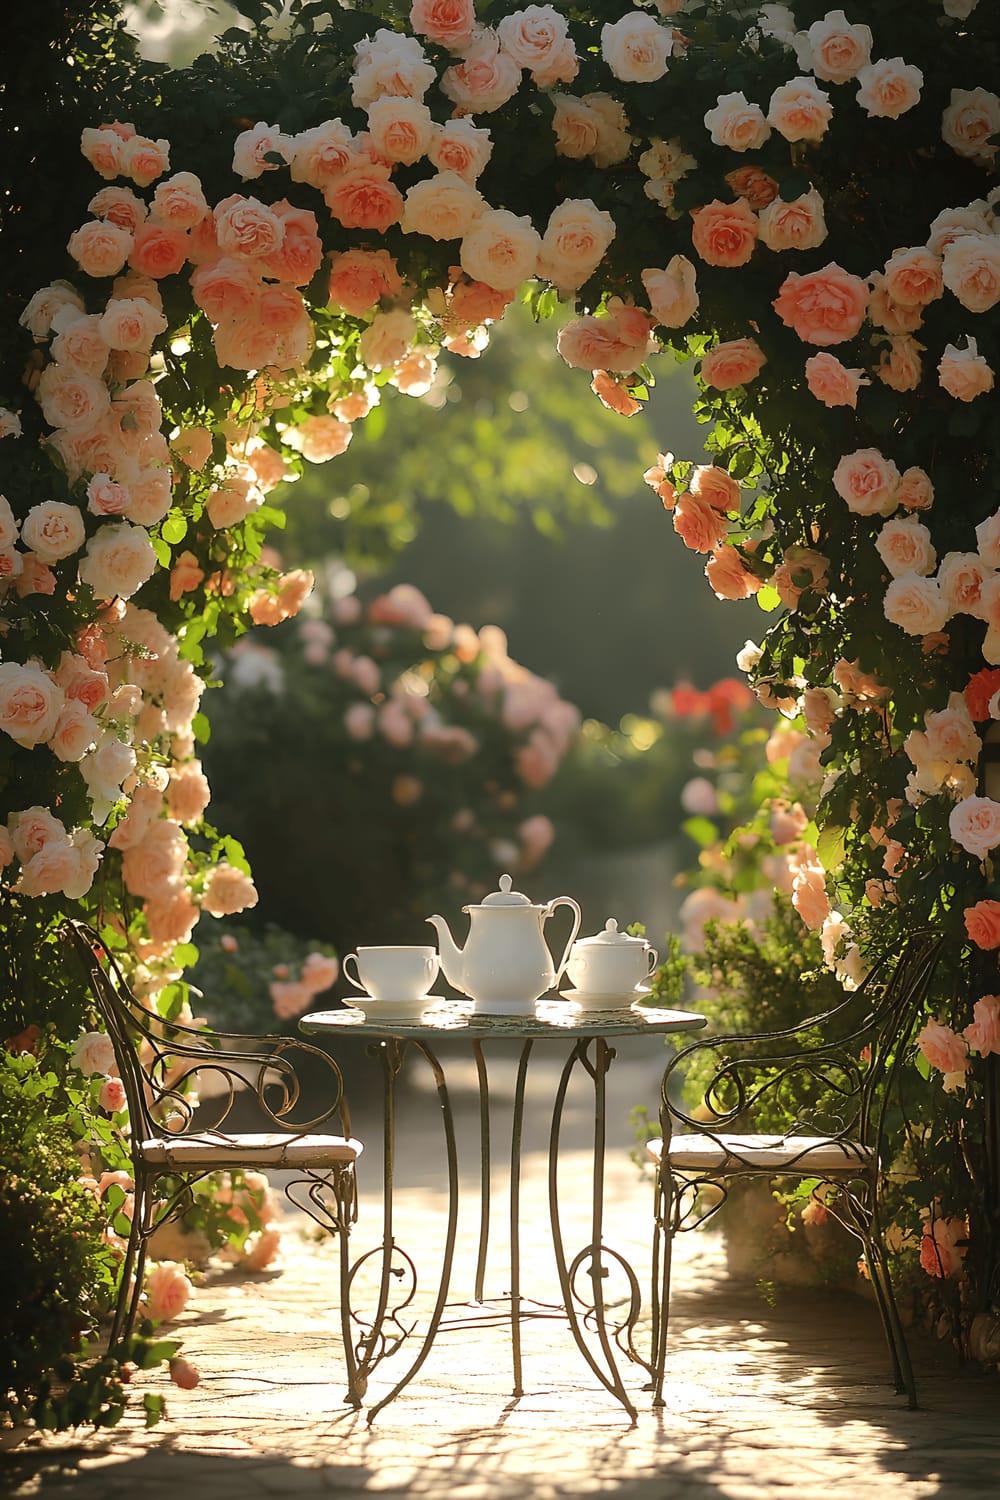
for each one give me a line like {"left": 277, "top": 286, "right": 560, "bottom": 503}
{"left": 188, "top": 919, "right": 339, "bottom": 1032}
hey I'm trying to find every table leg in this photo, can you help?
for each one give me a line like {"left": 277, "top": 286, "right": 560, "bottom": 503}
{"left": 472, "top": 1040, "right": 490, "bottom": 1305}
{"left": 548, "top": 1037, "right": 640, "bottom": 1422}
{"left": 365, "top": 1039, "right": 460, "bottom": 1424}
{"left": 508, "top": 1040, "right": 533, "bottom": 1397}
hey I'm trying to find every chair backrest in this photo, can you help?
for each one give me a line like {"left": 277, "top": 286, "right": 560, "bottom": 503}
{"left": 61, "top": 920, "right": 352, "bottom": 1148}
{"left": 661, "top": 930, "right": 944, "bottom": 1152}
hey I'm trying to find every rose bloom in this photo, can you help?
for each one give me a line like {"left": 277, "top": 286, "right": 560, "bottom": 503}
{"left": 589, "top": 371, "right": 641, "bottom": 417}
{"left": 537, "top": 198, "right": 615, "bottom": 291}
{"left": 72, "top": 1029, "right": 117, "bottom": 1077}
{"left": 190, "top": 257, "right": 260, "bottom": 324}
{"left": 792, "top": 862, "right": 830, "bottom": 931}
{"left": 883, "top": 574, "right": 948, "bottom": 636}
{"left": 166, "top": 761, "right": 211, "bottom": 826}
{"left": 550, "top": 93, "right": 630, "bottom": 168}
{"left": 325, "top": 164, "right": 404, "bottom": 234}
{"left": 67, "top": 219, "right": 133, "bottom": 278}
{"left": 855, "top": 57, "right": 923, "bottom": 119}
{"left": 758, "top": 190, "right": 827, "bottom": 253}
{"left": 201, "top": 862, "right": 258, "bottom": 918}
{"left": 351, "top": 29, "right": 436, "bottom": 109}
{"left": 773, "top": 263, "right": 868, "bottom": 346}
{"left": 875, "top": 516, "right": 936, "bottom": 578}
{"left": 357, "top": 307, "right": 415, "bottom": 373}
{"left": 172, "top": 426, "right": 214, "bottom": 471}
{"left": 214, "top": 195, "right": 286, "bottom": 259}
{"left": 557, "top": 304, "right": 654, "bottom": 375}
{"left": 327, "top": 247, "right": 403, "bottom": 318}
{"left": 641, "top": 256, "right": 698, "bottom": 329}
{"left": 966, "top": 903, "right": 1000, "bottom": 955}
{"left": 205, "top": 473, "right": 262, "bottom": 529}
{"left": 919, "top": 1216, "right": 968, "bottom": 1280}
{"left": 128, "top": 221, "right": 189, "bottom": 279}
{"left": 428, "top": 118, "right": 493, "bottom": 181}
{"left": 704, "top": 92, "right": 771, "bottom": 152}
{"left": 80, "top": 125, "right": 125, "bottom": 179}
{"left": 440, "top": 33, "right": 522, "bottom": 114}
{"left": 410, "top": 0, "right": 475, "bottom": 49}
{"left": 400, "top": 172, "right": 485, "bottom": 242}
{"left": 21, "top": 501, "right": 86, "bottom": 564}
{"left": 867, "top": 272, "right": 925, "bottom": 337}
{"left": 882, "top": 247, "right": 943, "bottom": 309}
{"left": 168, "top": 550, "right": 205, "bottom": 601}
{"left": 896, "top": 466, "right": 934, "bottom": 512}
{"left": 601, "top": 12, "right": 671, "bottom": 82}
{"left": 88, "top": 185, "right": 148, "bottom": 234}
{"left": 121, "top": 819, "right": 189, "bottom": 899}
{"left": 86, "top": 474, "right": 131, "bottom": 517}
{"left": 16, "top": 556, "right": 57, "bottom": 598}
{"left": 259, "top": 202, "right": 324, "bottom": 287}
{"left": 498, "top": 6, "right": 576, "bottom": 85}
{"left": 54, "top": 650, "right": 108, "bottom": 711}
{"left": 942, "top": 86, "right": 1000, "bottom": 165}
{"left": 38, "top": 363, "right": 111, "bottom": 431}
{"left": 19, "top": 281, "right": 86, "bottom": 340}
{"left": 287, "top": 414, "right": 353, "bottom": 464}
{"left": 286, "top": 119, "right": 358, "bottom": 189}
{"left": 49, "top": 315, "right": 111, "bottom": 376}
{"left": 147, "top": 171, "right": 209, "bottom": 232}
{"left": 690, "top": 198, "right": 757, "bottom": 268}
{"left": 924, "top": 694, "right": 981, "bottom": 763}
{"left": 700, "top": 338, "right": 766, "bottom": 391}
{"left": 0, "top": 663, "right": 64, "bottom": 749}
{"left": 876, "top": 334, "right": 924, "bottom": 394}
{"left": 98, "top": 297, "right": 168, "bottom": 351}
{"left": 942, "top": 233, "right": 1000, "bottom": 315}
{"left": 724, "top": 165, "right": 779, "bottom": 210}
{"left": 77, "top": 520, "right": 157, "bottom": 601}
{"left": 672, "top": 491, "right": 730, "bottom": 554}
{"left": 120, "top": 134, "right": 169, "bottom": 187}
{"left": 365, "top": 96, "right": 435, "bottom": 166}
{"left": 128, "top": 467, "right": 173, "bottom": 527}
{"left": 799, "top": 10, "right": 871, "bottom": 83}
{"left": 939, "top": 340, "right": 995, "bottom": 402}
{"left": 917, "top": 1019, "right": 969, "bottom": 1074}
{"left": 460, "top": 208, "right": 542, "bottom": 292}
{"left": 940, "top": 551, "right": 989, "bottom": 615}
{"left": 145, "top": 1261, "right": 193, "bottom": 1324}
{"left": 705, "top": 544, "right": 761, "bottom": 601}
{"left": 805, "top": 352, "right": 867, "bottom": 409}
{"left": 231, "top": 121, "right": 291, "bottom": 182}
{"left": 691, "top": 464, "right": 740, "bottom": 514}
{"left": 949, "top": 795, "right": 1000, "bottom": 859}
{"left": 767, "top": 76, "right": 833, "bottom": 142}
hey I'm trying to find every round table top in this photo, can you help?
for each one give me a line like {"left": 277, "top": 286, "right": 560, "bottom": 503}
{"left": 299, "top": 997, "right": 708, "bottom": 1041}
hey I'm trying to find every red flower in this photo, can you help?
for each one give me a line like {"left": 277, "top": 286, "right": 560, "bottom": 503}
{"left": 965, "top": 667, "right": 1000, "bottom": 722}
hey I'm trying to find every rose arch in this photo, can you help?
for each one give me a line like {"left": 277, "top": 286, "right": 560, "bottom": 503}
{"left": 3, "top": 0, "right": 1000, "bottom": 1387}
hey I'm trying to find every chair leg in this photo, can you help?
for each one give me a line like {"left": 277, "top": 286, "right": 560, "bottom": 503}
{"left": 338, "top": 1169, "right": 364, "bottom": 1409}
{"left": 120, "top": 1179, "right": 157, "bottom": 1349}
{"left": 108, "top": 1182, "right": 144, "bottom": 1354}
{"left": 651, "top": 1165, "right": 676, "bottom": 1409}
{"left": 865, "top": 1233, "right": 917, "bottom": 1409}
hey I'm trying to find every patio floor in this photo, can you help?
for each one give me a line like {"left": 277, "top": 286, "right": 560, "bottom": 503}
{"left": 7, "top": 1033, "right": 1000, "bottom": 1500}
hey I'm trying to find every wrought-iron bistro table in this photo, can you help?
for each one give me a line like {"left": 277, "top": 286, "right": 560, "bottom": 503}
{"left": 299, "top": 998, "right": 706, "bottom": 1422}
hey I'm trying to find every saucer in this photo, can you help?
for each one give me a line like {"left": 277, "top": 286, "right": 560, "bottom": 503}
{"left": 346, "top": 993, "right": 446, "bottom": 1021}
{"left": 558, "top": 984, "right": 653, "bottom": 1012}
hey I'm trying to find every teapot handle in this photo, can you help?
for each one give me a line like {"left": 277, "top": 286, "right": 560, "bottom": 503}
{"left": 543, "top": 895, "right": 582, "bottom": 986}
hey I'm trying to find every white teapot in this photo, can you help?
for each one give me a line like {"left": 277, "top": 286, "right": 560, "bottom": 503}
{"left": 427, "top": 874, "right": 581, "bottom": 1014}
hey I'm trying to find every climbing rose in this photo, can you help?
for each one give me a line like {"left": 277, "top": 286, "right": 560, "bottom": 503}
{"left": 919, "top": 1216, "right": 968, "bottom": 1279}
{"left": 949, "top": 795, "right": 1000, "bottom": 859}
{"left": 773, "top": 263, "right": 868, "bottom": 346}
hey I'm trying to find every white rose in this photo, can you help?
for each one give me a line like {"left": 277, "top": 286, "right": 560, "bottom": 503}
{"left": 351, "top": 29, "right": 436, "bottom": 108}
{"left": 358, "top": 309, "right": 417, "bottom": 372}
{"left": 641, "top": 256, "right": 699, "bottom": 328}
{"left": 365, "top": 96, "right": 436, "bottom": 166}
{"left": 232, "top": 121, "right": 292, "bottom": 181}
{"left": 797, "top": 9, "right": 872, "bottom": 83}
{"left": 400, "top": 173, "right": 486, "bottom": 241}
{"left": 77, "top": 520, "right": 157, "bottom": 601}
{"left": 942, "top": 87, "right": 1000, "bottom": 164}
{"left": 855, "top": 58, "right": 923, "bottom": 120}
{"left": 537, "top": 198, "right": 616, "bottom": 291}
{"left": 460, "top": 208, "right": 542, "bottom": 292}
{"left": 71, "top": 1030, "right": 117, "bottom": 1077}
{"left": 600, "top": 13, "right": 671, "bottom": 83}
{"left": 703, "top": 92, "right": 771, "bottom": 153}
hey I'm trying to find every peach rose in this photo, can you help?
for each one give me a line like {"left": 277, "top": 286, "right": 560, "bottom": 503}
{"left": 883, "top": 574, "right": 948, "bottom": 636}
{"left": 965, "top": 903, "right": 1000, "bottom": 951}
{"left": 80, "top": 126, "right": 125, "bottom": 179}
{"left": 67, "top": 219, "right": 133, "bottom": 279}
{"left": 691, "top": 465, "right": 740, "bottom": 513}
{"left": 919, "top": 1213, "right": 968, "bottom": 1276}
{"left": 205, "top": 471, "right": 262, "bottom": 529}
{"left": 876, "top": 334, "right": 924, "bottom": 393}
{"left": 767, "top": 76, "right": 833, "bottom": 142}
{"left": 49, "top": 700, "right": 99, "bottom": 762}
{"left": 550, "top": 93, "right": 630, "bottom": 168}
{"left": 537, "top": 198, "right": 615, "bottom": 291}
{"left": 875, "top": 516, "right": 936, "bottom": 578}
{"left": 940, "top": 551, "right": 989, "bottom": 616}
{"left": 0, "top": 664, "right": 64, "bottom": 749}
{"left": 86, "top": 474, "right": 130, "bottom": 517}
{"left": 37, "top": 363, "right": 112, "bottom": 432}
{"left": 49, "top": 315, "right": 111, "bottom": 376}
{"left": 120, "top": 135, "right": 170, "bottom": 188}
{"left": 703, "top": 92, "right": 771, "bottom": 152}
{"left": 259, "top": 202, "right": 323, "bottom": 287}
{"left": 428, "top": 119, "right": 493, "bottom": 181}
{"left": 590, "top": 371, "right": 641, "bottom": 416}
{"left": 98, "top": 297, "right": 168, "bottom": 351}
{"left": 855, "top": 57, "right": 923, "bottom": 118}
{"left": 772, "top": 545, "right": 828, "bottom": 609}
{"left": 172, "top": 426, "right": 214, "bottom": 471}
{"left": 440, "top": 32, "right": 522, "bottom": 113}
{"left": 896, "top": 466, "right": 934, "bottom": 512}
{"left": 214, "top": 195, "right": 286, "bottom": 259}
{"left": 201, "top": 862, "right": 258, "bottom": 917}
{"left": 792, "top": 861, "right": 830, "bottom": 931}
{"left": 88, "top": 186, "right": 147, "bottom": 234}
{"left": 460, "top": 208, "right": 542, "bottom": 292}
{"left": 557, "top": 304, "right": 654, "bottom": 374}
{"left": 917, "top": 1021, "right": 969, "bottom": 1074}
{"left": 882, "top": 247, "right": 943, "bottom": 309}
{"left": 351, "top": 29, "right": 436, "bottom": 108}
{"left": 942, "top": 86, "right": 1000, "bottom": 165}
{"left": 19, "top": 282, "right": 86, "bottom": 340}
{"left": 804, "top": 352, "right": 867, "bottom": 408}
{"left": 54, "top": 651, "right": 108, "bottom": 711}
{"left": 401, "top": 172, "right": 485, "bottom": 242}
{"left": 168, "top": 550, "right": 205, "bottom": 601}
{"left": 149, "top": 171, "right": 209, "bottom": 230}
{"left": 232, "top": 121, "right": 291, "bottom": 182}
{"left": 325, "top": 164, "right": 404, "bottom": 233}
{"left": 327, "top": 248, "right": 403, "bottom": 317}
{"left": 773, "top": 262, "right": 868, "bottom": 346}
{"left": 799, "top": 10, "right": 871, "bottom": 83}
{"left": 166, "top": 761, "right": 211, "bottom": 825}
{"left": 942, "top": 234, "right": 1000, "bottom": 315}
{"left": 498, "top": 6, "right": 577, "bottom": 85}
{"left": 672, "top": 491, "right": 730, "bottom": 554}
{"left": 190, "top": 258, "right": 260, "bottom": 324}
{"left": 21, "top": 502, "right": 86, "bottom": 564}
{"left": 705, "top": 544, "right": 761, "bottom": 600}
{"left": 77, "top": 520, "right": 157, "bottom": 600}
{"left": 145, "top": 1261, "right": 193, "bottom": 1323}
{"left": 690, "top": 197, "right": 757, "bottom": 268}
{"left": 600, "top": 12, "right": 671, "bottom": 82}
{"left": 939, "top": 339, "right": 995, "bottom": 402}
{"left": 700, "top": 337, "right": 766, "bottom": 391}
{"left": 366, "top": 96, "right": 435, "bottom": 166}
{"left": 641, "top": 256, "right": 698, "bottom": 329}
{"left": 286, "top": 414, "right": 353, "bottom": 463}
{"left": 128, "top": 467, "right": 173, "bottom": 526}
{"left": 121, "top": 818, "right": 189, "bottom": 899}
{"left": 358, "top": 308, "right": 416, "bottom": 372}
{"left": 288, "top": 120, "right": 358, "bottom": 191}
{"left": 949, "top": 795, "right": 1000, "bottom": 858}
{"left": 410, "top": 0, "right": 475, "bottom": 48}
{"left": 758, "top": 189, "right": 827, "bottom": 253}
{"left": 128, "top": 221, "right": 188, "bottom": 280}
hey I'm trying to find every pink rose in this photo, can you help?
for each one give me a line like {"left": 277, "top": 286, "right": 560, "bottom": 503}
{"left": 673, "top": 491, "right": 729, "bottom": 554}
{"left": 965, "top": 903, "right": 1000, "bottom": 951}
{"left": 286, "top": 415, "right": 353, "bottom": 464}
{"left": 600, "top": 12, "right": 671, "bottom": 83}
{"left": 758, "top": 190, "right": 826, "bottom": 253}
{"left": 350, "top": 30, "right": 436, "bottom": 110}
{"left": 875, "top": 516, "right": 935, "bottom": 578}
{"left": 690, "top": 198, "right": 758, "bottom": 269}
{"left": 941, "top": 552, "right": 989, "bottom": 617}
{"left": 939, "top": 339, "right": 995, "bottom": 402}
{"left": 855, "top": 58, "right": 923, "bottom": 119}
{"left": 128, "top": 467, "right": 173, "bottom": 527}
{"left": 767, "top": 76, "right": 833, "bottom": 142}
{"left": 896, "top": 467, "right": 934, "bottom": 512}
{"left": 641, "top": 256, "right": 698, "bottom": 329}
{"left": 325, "top": 165, "right": 404, "bottom": 233}
{"left": 942, "top": 86, "right": 1000, "bottom": 165}
{"left": 49, "top": 700, "right": 99, "bottom": 762}
{"left": 128, "top": 221, "right": 188, "bottom": 279}
{"left": 410, "top": 0, "right": 475, "bottom": 49}
{"left": 67, "top": 219, "right": 133, "bottom": 278}
{"left": 22, "top": 501, "right": 86, "bottom": 563}
{"left": 400, "top": 172, "right": 485, "bottom": 242}
{"left": 537, "top": 198, "right": 616, "bottom": 292}
{"left": 80, "top": 126, "right": 124, "bottom": 179}
{"left": 950, "top": 795, "right": 1000, "bottom": 858}
{"left": 700, "top": 338, "right": 766, "bottom": 391}
{"left": 0, "top": 664, "right": 64, "bottom": 751}
{"left": 704, "top": 91, "right": 770, "bottom": 152}
{"left": 145, "top": 887, "right": 200, "bottom": 947}
{"left": 99, "top": 1074, "right": 127, "bottom": 1112}
{"left": 833, "top": 448, "right": 900, "bottom": 516}
{"left": 942, "top": 234, "right": 1000, "bottom": 315}
{"left": 460, "top": 208, "right": 543, "bottom": 292}
{"left": 792, "top": 862, "right": 830, "bottom": 931}
{"left": 37, "top": 363, "right": 111, "bottom": 432}
{"left": 804, "top": 352, "right": 867, "bottom": 408}
{"left": 773, "top": 263, "right": 868, "bottom": 346}
{"left": 72, "top": 1029, "right": 117, "bottom": 1077}
{"left": 919, "top": 1216, "right": 968, "bottom": 1279}
{"left": 10, "top": 806, "right": 68, "bottom": 862}
{"left": 144, "top": 1261, "right": 193, "bottom": 1323}
{"left": 917, "top": 1020, "right": 969, "bottom": 1074}
{"left": 54, "top": 651, "right": 108, "bottom": 711}
{"left": 214, "top": 195, "right": 286, "bottom": 259}
{"left": 440, "top": 33, "right": 522, "bottom": 114}
{"left": 799, "top": 10, "right": 871, "bottom": 82}
{"left": 288, "top": 120, "right": 358, "bottom": 189}
{"left": 705, "top": 544, "right": 761, "bottom": 600}
{"left": 201, "top": 862, "right": 258, "bottom": 917}
{"left": 428, "top": 119, "right": 493, "bottom": 181}
{"left": 77, "top": 521, "right": 157, "bottom": 601}
{"left": 883, "top": 574, "right": 948, "bottom": 636}
{"left": 232, "top": 121, "right": 291, "bottom": 181}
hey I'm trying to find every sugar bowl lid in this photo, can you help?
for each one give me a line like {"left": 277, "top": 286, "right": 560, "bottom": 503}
{"left": 576, "top": 917, "right": 645, "bottom": 946}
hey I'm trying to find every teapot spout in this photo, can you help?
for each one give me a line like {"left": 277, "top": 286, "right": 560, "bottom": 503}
{"left": 426, "top": 914, "right": 464, "bottom": 991}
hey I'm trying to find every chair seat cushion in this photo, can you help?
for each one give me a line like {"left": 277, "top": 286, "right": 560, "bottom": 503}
{"left": 646, "top": 1132, "right": 872, "bottom": 1172}
{"left": 139, "top": 1131, "right": 363, "bottom": 1168}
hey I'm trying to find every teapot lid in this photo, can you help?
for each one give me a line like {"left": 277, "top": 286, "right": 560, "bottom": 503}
{"left": 577, "top": 918, "right": 644, "bottom": 947}
{"left": 475, "top": 873, "right": 536, "bottom": 908}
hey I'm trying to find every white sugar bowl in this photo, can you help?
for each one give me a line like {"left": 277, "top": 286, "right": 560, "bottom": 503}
{"left": 565, "top": 919, "right": 658, "bottom": 997}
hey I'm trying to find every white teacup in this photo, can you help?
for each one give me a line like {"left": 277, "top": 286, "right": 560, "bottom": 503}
{"left": 565, "top": 919, "right": 658, "bottom": 996}
{"left": 343, "top": 945, "right": 440, "bottom": 1002}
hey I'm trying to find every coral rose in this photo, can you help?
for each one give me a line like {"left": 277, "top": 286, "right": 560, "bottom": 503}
{"left": 767, "top": 76, "right": 833, "bottom": 142}
{"left": 725, "top": 165, "right": 779, "bottom": 210}
{"left": 883, "top": 574, "right": 948, "bottom": 636}
{"left": 758, "top": 190, "right": 826, "bottom": 253}
{"left": 288, "top": 120, "right": 358, "bottom": 189}
{"left": 773, "top": 263, "right": 868, "bottom": 346}
{"left": 99, "top": 297, "right": 168, "bottom": 351}
{"left": 690, "top": 198, "right": 758, "bottom": 269}
{"left": 325, "top": 165, "right": 404, "bottom": 233}
{"left": 328, "top": 248, "right": 403, "bottom": 316}
{"left": 150, "top": 171, "right": 210, "bottom": 230}
{"left": 918, "top": 1020, "right": 969, "bottom": 1075}
{"left": 128, "top": 222, "right": 188, "bottom": 279}
{"left": 700, "top": 338, "right": 766, "bottom": 391}
{"left": 215, "top": 195, "right": 286, "bottom": 259}
{"left": 919, "top": 1216, "right": 968, "bottom": 1279}
{"left": 672, "top": 492, "right": 729, "bottom": 554}
{"left": 938, "top": 340, "right": 995, "bottom": 402}
{"left": 88, "top": 186, "right": 147, "bottom": 234}
{"left": 804, "top": 352, "right": 866, "bottom": 408}
{"left": 705, "top": 545, "right": 760, "bottom": 600}
{"left": 882, "top": 246, "right": 942, "bottom": 309}
{"left": 410, "top": 0, "right": 475, "bottom": 49}
{"left": 964, "top": 903, "right": 1000, "bottom": 952}
{"left": 949, "top": 795, "right": 1000, "bottom": 859}
{"left": 259, "top": 202, "right": 323, "bottom": 287}
{"left": 120, "top": 135, "right": 169, "bottom": 188}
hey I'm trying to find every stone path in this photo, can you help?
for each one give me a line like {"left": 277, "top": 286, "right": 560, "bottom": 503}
{"left": 6, "top": 1035, "right": 1000, "bottom": 1499}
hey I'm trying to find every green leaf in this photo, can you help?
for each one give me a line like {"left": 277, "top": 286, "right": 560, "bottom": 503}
{"left": 192, "top": 712, "right": 211, "bottom": 744}
{"left": 161, "top": 514, "right": 188, "bottom": 545}
{"left": 682, "top": 815, "right": 720, "bottom": 848}
{"left": 755, "top": 585, "right": 782, "bottom": 613}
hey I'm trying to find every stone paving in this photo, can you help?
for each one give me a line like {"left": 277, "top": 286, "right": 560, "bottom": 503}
{"left": 6, "top": 1034, "right": 1000, "bottom": 1499}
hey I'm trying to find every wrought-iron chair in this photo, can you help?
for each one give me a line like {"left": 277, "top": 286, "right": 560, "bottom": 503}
{"left": 62, "top": 919, "right": 366, "bottom": 1404}
{"left": 645, "top": 930, "right": 943, "bottom": 1410}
